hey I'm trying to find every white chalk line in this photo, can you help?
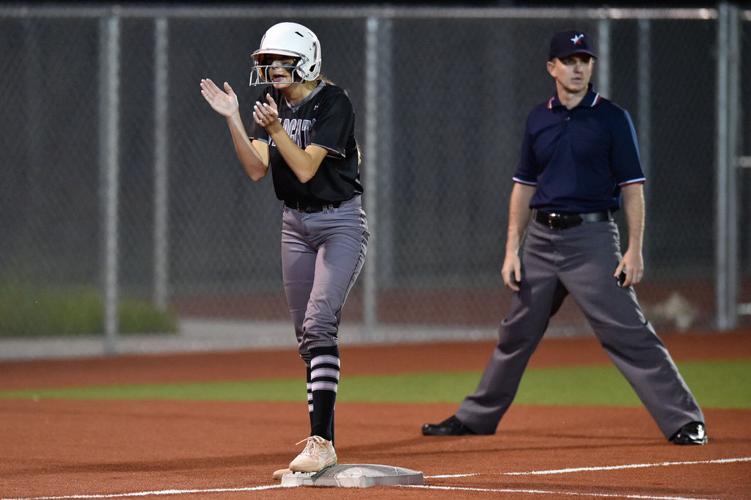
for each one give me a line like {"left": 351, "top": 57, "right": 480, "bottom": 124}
{"left": 399, "top": 484, "right": 716, "bottom": 500}
{"left": 425, "top": 472, "right": 480, "bottom": 478}
{"left": 503, "top": 456, "right": 751, "bottom": 476}
{"left": 419, "top": 456, "right": 751, "bottom": 499}
{"left": 4, "top": 456, "right": 747, "bottom": 500}
{"left": 1, "top": 485, "right": 285, "bottom": 500}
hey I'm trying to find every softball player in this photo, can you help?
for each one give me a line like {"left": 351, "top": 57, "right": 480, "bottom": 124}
{"left": 200, "top": 22, "right": 369, "bottom": 477}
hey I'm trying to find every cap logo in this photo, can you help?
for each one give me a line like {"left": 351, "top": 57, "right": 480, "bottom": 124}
{"left": 570, "top": 33, "right": 584, "bottom": 45}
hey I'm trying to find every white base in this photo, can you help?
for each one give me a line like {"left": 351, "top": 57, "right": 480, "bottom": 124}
{"left": 280, "top": 463, "right": 424, "bottom": 488}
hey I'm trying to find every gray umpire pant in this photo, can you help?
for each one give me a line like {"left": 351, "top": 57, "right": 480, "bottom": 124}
{"left": 281, "top": 195, "right": 369, "bottom": 362}
{"left": 456, "top": 217, "right": 704, "bottom": 439}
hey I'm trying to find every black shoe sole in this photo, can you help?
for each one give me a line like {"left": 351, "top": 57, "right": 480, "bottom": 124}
{"left": 672, "top": 436, "right": 709, "bottom": 445}
{"left": 421, "top": 424, "right": 475, "bottom": 436}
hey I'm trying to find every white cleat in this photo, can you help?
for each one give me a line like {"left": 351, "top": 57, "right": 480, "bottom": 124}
{"left": 288, "top": 435, "right": 337, "bottom": 473}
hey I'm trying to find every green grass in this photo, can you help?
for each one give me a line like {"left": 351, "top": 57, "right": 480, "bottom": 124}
{"left": 1, "top": 360, "right": 749, "bottom": 408}
{"left": 0, "top": 285, "right": 177, "bottom": 337}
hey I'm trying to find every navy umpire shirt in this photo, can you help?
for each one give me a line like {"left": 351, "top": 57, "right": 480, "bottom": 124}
{"left": 513, "top": 85, "right": 645, "bottom": 214}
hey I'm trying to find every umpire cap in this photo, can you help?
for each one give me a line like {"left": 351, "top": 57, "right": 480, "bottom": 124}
{"left": 548, "top": 30, "right": 597, "bottom": 60}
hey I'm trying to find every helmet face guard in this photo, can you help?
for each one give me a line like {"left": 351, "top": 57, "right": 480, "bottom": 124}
{"left": 249, "top": 56, "right": 300, "bottom": 86}
{"left": 249, "top": 22, "right": 321, "bottom": 87}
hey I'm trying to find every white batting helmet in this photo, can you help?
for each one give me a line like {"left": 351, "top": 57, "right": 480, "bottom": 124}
{"left": 249, "top": 22, "right": 322, "bottom": 86}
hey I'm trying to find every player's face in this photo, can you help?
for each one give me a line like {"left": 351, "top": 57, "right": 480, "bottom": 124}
{"left": 262, "top": 56, "right": 298, "bottom": 89}
{"left": 547, "top": 54, "right": 594, "bottom": 94}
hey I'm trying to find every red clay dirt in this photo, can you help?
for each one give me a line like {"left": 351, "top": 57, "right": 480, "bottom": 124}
{"left": 1, "top": 332, "right": 750, "bottom": 499}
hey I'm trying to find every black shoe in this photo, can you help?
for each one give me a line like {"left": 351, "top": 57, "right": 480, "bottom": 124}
{"left": 670, "top": 421, "right": 708, "bottom": 445}
{"left": 422, "top": 415, "right": 476, "bottom": 436}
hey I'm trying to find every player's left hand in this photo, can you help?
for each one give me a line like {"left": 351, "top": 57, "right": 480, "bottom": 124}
{"left": 614, "top": 248, "right": 644, "bottom": 288}
{"left": 253, "top": 94, "right": 281, "bottom": 132}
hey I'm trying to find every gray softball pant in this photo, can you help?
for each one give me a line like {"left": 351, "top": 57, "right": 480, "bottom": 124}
{"left": 281, "top": 195, "right": 369, "bottom": 361}
{"left": 456, "top": 218, "right": 704, "bottom": 439}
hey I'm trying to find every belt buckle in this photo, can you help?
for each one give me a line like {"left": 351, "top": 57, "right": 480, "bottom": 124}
{"left": 547, "top": 212, "right": 564, "bottom": 230}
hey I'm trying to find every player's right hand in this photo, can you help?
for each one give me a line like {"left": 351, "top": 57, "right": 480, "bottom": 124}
{"left": 200, "top": 78, "right": 239, "bottom": 117}
{"left": 501, "top": 253, "right": 522, "bottom": 292}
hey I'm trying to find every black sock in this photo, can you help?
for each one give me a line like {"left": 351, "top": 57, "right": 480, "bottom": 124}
{"left": 306, "top": 365, "right": 314, "bottom": 433}
{"left": 309, "top": 346, "right": 339, "bottom": 442}
{"left": 329, "top": 409, "right": 335, "bottom": 446}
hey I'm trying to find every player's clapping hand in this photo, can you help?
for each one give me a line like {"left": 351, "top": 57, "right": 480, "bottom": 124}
{"left": 200, "top": 79, "right": 239, "bottom": 117}
{"left": 253, "top": 94, "right": 281, "bottom": 132}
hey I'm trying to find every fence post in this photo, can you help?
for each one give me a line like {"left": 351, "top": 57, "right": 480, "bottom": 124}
{"left": 715, "top": 2, "right": 740, "bottom": 330}
{"left": 363, "top": 16, "right": 380, "bottom": 339}
{"left": 637, "top": 19, "right": 651, "bottom": 266}
{"left": 153, "top": 17, "right": 170, "bottom": 313}
{"left": 596, "top": 16, "right": 611, "bottom": 98}
{"left": 99, "top": 11, "right": 121, "bottom": 353}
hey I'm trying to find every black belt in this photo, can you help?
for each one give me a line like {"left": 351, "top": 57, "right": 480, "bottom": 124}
{"left": 284, "top": 200, "right": 342, "bottom": 213}
{"left": 534, "top": 210, "right": 612, "bottom": 230}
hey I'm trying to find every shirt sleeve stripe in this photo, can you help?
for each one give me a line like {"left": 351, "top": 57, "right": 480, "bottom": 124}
{"left": 513, "top": 176, "right": 538, "bottom": 186}
{"left": 311, "top": 143, "right": 346, "bottom": 158}
{"left": 618, "top": 177, "right": 646, "bottom": 186}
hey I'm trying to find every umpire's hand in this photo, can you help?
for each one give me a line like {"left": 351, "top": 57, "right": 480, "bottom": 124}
{"left": 614, "top": 248, "right": 644, "bottom": 288}
{"left": 502, "top": 253, "right": 522, "bottom": 292}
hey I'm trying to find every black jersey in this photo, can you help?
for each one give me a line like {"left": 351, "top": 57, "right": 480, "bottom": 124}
{"left": 251, "top": 82, "right": 363, "bottom": 204}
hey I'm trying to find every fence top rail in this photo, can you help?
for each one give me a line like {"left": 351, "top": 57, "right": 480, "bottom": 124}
{"left": 0, "top": 4, "right": 729, "bottom": 21}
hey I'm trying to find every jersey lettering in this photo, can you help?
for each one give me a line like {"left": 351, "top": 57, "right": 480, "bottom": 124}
{"left": 269, "top": 118, "right": 316, "bottom": 148}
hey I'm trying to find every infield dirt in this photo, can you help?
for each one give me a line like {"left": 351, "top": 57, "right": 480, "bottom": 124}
{"left": 1, "top": 332, "right": 750, "bottom": 499}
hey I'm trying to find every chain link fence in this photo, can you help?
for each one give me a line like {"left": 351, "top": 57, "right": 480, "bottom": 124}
{"left": 1, "top": 5, "right": 749, "bottom": 356}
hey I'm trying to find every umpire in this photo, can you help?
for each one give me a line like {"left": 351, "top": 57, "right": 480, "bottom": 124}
{"left": 422, "top": 30, "right": 707, "bottom": 445}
